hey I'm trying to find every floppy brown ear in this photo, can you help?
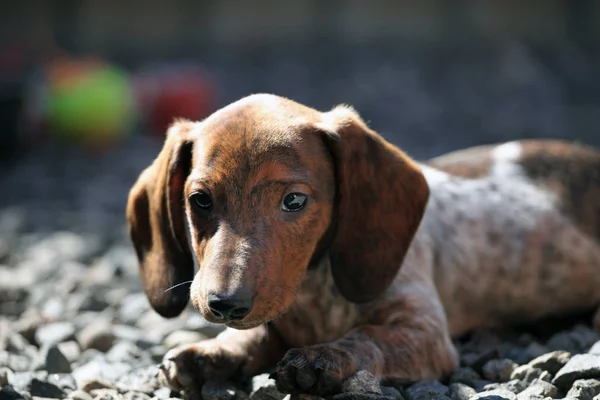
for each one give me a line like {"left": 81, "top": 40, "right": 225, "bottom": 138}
{"left": 318, "top": 106, "right": 430, "bottom": 303}
{"left": 126, "top": 120, "right": 196, "bottom": 318}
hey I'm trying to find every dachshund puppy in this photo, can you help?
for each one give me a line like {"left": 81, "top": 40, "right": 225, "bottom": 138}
{"left": 126, "top": 94, "right": 600, "bottom": 396}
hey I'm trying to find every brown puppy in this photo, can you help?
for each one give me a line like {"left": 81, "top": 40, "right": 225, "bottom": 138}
{"left": 126, "top": 94, "right": 600, "bottom": 396}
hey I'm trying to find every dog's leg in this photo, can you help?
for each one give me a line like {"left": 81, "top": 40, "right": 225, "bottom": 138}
{"left": 162, "top": 323, "right": 287, "bottom": 393}
{"left": 275, "top": 290, "right": 458, "bottom": 396}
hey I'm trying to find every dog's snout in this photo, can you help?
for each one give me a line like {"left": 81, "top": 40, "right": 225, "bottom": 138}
{"left": 207, "top": 293, "right": 253, "bottom": 321}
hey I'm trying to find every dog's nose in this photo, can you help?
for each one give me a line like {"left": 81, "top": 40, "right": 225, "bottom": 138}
{"left": 207, "top": 293, "right": 253, "bottom": 321}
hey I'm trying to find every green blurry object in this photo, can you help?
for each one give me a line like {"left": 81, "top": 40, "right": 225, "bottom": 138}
{"left": 45, "top": 59, "right": 136, "bottom": 147}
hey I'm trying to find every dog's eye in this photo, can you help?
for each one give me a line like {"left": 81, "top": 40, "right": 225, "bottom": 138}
{"left": 190, "top": 191, "right": 213, "bottom": 211}
{"left": 282, "top": 193, "right": 308, "bottom": 212}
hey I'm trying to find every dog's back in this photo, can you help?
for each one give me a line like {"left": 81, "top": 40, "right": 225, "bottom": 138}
{"left": 419, "top": 140, "right": 600, "bottom": 336}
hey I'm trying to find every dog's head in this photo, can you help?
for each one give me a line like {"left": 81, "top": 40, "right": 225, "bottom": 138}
{"left": 126, "top": 94, "right": 429, "bottom": 329}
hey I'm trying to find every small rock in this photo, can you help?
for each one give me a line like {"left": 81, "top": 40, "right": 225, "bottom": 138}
{"left": 57, "top": 341, "right": 82, "bottom": 363}
{"left": 341, "top": 370, "right": 382, "bottom": 394}
{"left": 471, "top": 388, "right": 516, "bottom": 400}
{"left": 0, "top": 386, "right": 28, "bottom": 400}
{"left": 152, "top": 387, "right": 174, "bottom": 399}
{"left": 380, "top": 386, "right": 403, "bottom": 400}
{"left": 122, "top": 393, "right": 152, "bottom": 400}
{"left": 1, "top": 366, "right": 15, "bottom": 386}
{"left": 202, "top": 381, "right": 241, "bottom": 400}
{"left": 68, "top": 390, "right": 94, "bottom": 400}
{"left": 81, "top": 379, "right": 115, "bottom": 393}
{"left": 565, "top": 379, "right": 600, "bottom": 399}
{"left": 162, "top": 330, "right": 208, "bottom": 349}
{"left": 77, "top": 319, "right": 116, "bottom": 352}
{"left": 0, "top": 350, "right": 32, "bottom": 372}
{"left": 119, "top": 294, "right": 151, "bottom": 326}
{"left": 527, "top": 350, "right": 572, "bottom": 375}
{"left": 509, "top": 365, "right": 543, "bottom": 383}
{"left": 35, "top": 322, "right": 76, "bottom": 347}
{"left": 106, "top": 341, "right": 147, "bottom": 364}
{"left": 482, "top": 380, "right": 526, "bottom": 395}
{"left": 115, "top": 365, "right": 162, "bottom": 394}
{"left": 27, "top": 377, "right": 68, "bottom": 398}
{"left": 449, "top": 367, "right": 481, "bottom": 387}
{"left": 590, "top": 341, "right": 600, "bottom": 356}
{"left": 76, "top": 293, "right": 111, "bottom": 313}
{"left": 42, "top": 343, "right": 72, "bottom": 373}
{"left": 448, "top": 383, "right": 476, "bottom": 400}
{"left": 403, "top": 380, "right": 449, "bottom": 400}
{"left": 460, "top": 348, "right": 499, "bottom": 373}
{"left": 552, "top": 353, "right": 600, "bottom": 389}
{"left": 547, "top": 325, "right": 600, "bottom": 354}
{"left": 482, "top": 359, "right": 517, "bottom": 382}
{"left": 515, "top": 378, "right": 557, "bottom": 399}
{"left": 332, "top": 394, "right": 397, "bottom": 400}
{"left": 250, "top": 373, "right": 287, "bottom": 400}
{"left": 89, "top": 388, "right": 122, "bottom": 400}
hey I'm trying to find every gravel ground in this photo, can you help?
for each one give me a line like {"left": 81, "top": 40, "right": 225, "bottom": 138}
{"left": 2, "top": 43, "right": 600, "bottom": 400}
{"left": 1, "top": 140, "right": 600, "bottom": 400}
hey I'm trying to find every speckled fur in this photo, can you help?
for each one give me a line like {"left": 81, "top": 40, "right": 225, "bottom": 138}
{"left": 126, "top": 94, "right": 600, "bottom": 397}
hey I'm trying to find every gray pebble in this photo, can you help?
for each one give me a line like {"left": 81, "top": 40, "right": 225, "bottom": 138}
{"left": 0, "top": 386, "right": 29, "bottom": 400}
{"left": 67, "top": 390, "right": 94, "bottom": 400}
{"left": 527, "top": 350, "right": 572, "bottom": 375}
{"left": 341, "top": 370, "right": 382, "bottom": 395}
{"left": 57, "top": 341, "right": 82, "bottom": 363}
{"left": 552, "top": 353, "right": 600, "bottom": 390}
{"left": 565, "top": 378, "right": 600, "bottom": 399}
{"left": 42, "top": 344, "right": 72, "bottom": 374}
{"left": 122, "top": 392, "right": 152, "bottom": 400}
{"left": 90, "top": 388, "right": 123, "bottom": 400}
{"left": 403, "top": 380, "right": 449, "bottom": 400}
{"left": 482, "top": 359, "right": 518, "bottom": 382}
{"left": 162, "top": 330, "right": 208, "bottom": 349}
{"left": 448, "top": 383, "right": 476, "bottom": 400}
{"left": 515, "top": 378, "right": 557, "bottom": 399}
{"left": 77, "top": 318, "right": 116, "bottom": 353}
{"left": 35, "top": 322, "right": 76, "bottom": 347}
{"left": 509, "top": 365, "right": 543, "bottom": 383}
{"left": 0, "top": 366, "right": 15, "bottom": 386}
{"left": 250, "top": 373, "right": 287, "bottom": 400}
{"left": 332, "top": 394, "right": 398, "bottom": 400}
{"left": 471, "top": 388, "right": 516, "bottom": 400}
{"left": 589, "top": 341, "right": 600, "bottom": 356}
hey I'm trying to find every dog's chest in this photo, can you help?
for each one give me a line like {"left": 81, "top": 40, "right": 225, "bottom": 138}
{"left": 274, "top": 262, "right": 360, "bottom": 348}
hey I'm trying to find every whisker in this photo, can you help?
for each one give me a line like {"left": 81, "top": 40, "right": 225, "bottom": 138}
{"left": 163, "top": 280, "right": 194, "bottom": 293}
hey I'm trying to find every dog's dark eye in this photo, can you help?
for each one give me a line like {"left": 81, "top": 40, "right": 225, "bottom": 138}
{"left": 190, "top": 191, "right": 213, "bottom": 211}
{"left": 282, "top": 193, "right": 308, "bottom": 212}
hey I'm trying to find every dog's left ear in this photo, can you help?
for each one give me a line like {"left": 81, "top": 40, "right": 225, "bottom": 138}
{"left": 317, "top": 106, "right": 430, "bottom": 303}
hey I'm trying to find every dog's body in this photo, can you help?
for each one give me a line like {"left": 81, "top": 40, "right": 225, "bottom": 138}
{"left": 127, "top": 94, "right": 600, "bottom": 396}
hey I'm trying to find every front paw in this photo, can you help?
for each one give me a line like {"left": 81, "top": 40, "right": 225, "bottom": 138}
{"left": 160, "top": 340, "right": 244, "bottom": 393}
{"left": 274, "top": 345, "right": 356, "bottom": 396}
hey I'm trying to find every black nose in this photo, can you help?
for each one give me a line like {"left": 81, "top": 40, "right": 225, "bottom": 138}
{"left": 207, "top": 293, "right": 253, "bottom": 321}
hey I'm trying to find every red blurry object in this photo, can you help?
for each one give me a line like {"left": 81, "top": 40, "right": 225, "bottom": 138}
{"left": 133, "top": 64, "right": 216, "bottom": 137}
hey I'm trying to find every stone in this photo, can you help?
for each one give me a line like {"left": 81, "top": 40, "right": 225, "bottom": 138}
{"left": 0, "top": 386, "right": 28, "bottom": 400}
{"left": 68, "top": 390, "right": 94, "bottom": 400}
{"left": 380, "top": 387, "right": 403, "bottom": 400}
{"left": 119, "top": 294, "right": 151, "bottom": 326}
{"left": 57, "top": 341, "right": 82, "bottom": 363}
{"left": 89, "top": 388, "right": 122, "bottom": 400}
{"left": 403, "top": 380, "right": 450, "bottom": 400}
{"left": 460, "top": 349, "right": 499, "bottom": 373}
{"left": 201, "top": 381, "right": 238, "bottom": 400}
{"left": 482, "top": 359, "right": 517, "bottom": 382}
{"left": 35, "top": 322, "right": 76, "bottom": 347}
{"left": 527, "top": 350, "right": 572, "bottom": 375}
{"left": 1, "top": 366, "right": 15, "bottom": 386}
{"left": 565, "top": 379, "right": 600, "bottom": 399}
{"left": 332, "top": 394, "right": 398, "bottom": 400}
{"left": 42, "top": 344, "right": 72, "bottom": 373}
{"left": 448, "top": 383, "right": 476, "bottom": 400}
{"left": 115, "top": 365, "right": 162, "bottom": 394}
{"left": 552, "top": 354, "right": 600, "bottom": 389}
{"left": 547, "top": 325, "right": 600, "bottom": 354}
{"left": 162, "top": 330, "right": 208, "bottom": 349}
{"left": 250, "top": 373, "right": 287, "bottom": 400}
{"left": 515, "top": 378, "right": 557, "bottom": 399}
{"left": 509, "top": 365, "right": 543, "bottom": 383}
{"left": 590, "top": 341, "right": 600, "bottom": 356}
{"left": 77, "top": 319, "right": 116, "bottom": 352}
{"left": 122, "top": 393, "right": 152, "bottom": 400}
{"left": 471, "top": 388, "right": 516, "bottom": 400}
{"left": 341, "top": 370, "right": 382, "bottom": 394}
{"left": 0, "top": 350, "right": 32, "bottom": 372}
{"left": 81, "top": 379, "right": 115, "bottom": 393}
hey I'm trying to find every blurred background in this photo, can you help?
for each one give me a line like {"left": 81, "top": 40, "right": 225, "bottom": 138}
{"left": 1, "top": 3, "right": 600, "bottom": 389}
{"left": 1, "top": 0, "right": 600, "bottom": 263}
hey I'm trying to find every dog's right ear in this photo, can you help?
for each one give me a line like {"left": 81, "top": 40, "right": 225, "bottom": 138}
{"left": 126, "top": 120, "right": 195, "bottom": 318}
